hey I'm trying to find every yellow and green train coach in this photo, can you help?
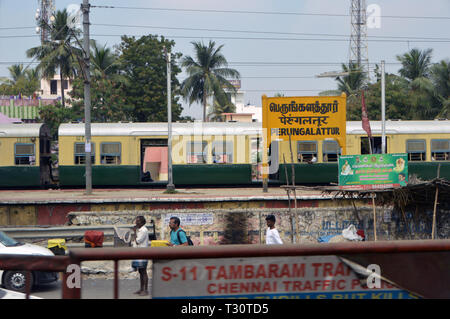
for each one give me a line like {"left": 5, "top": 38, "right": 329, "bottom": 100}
{"left": 276, "top": 119, "right": 450, "bottom": 183}
{"left": 57, "top": 122, "right": 262, "bottom": 186}
{"left": 0, "top": 123, "right": 52, "bottom": 187}
{"left": 1, "top": 120, "right": 449, "bottom": 188}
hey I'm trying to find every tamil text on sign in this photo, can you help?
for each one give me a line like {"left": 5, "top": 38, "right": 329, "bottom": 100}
{"left": 338, "top": 153, "right": 408, "bottom": 190}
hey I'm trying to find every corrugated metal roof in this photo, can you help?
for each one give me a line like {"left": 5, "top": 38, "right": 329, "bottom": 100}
{"left": 0, "top": 105, "right": 40, "bottom": 120}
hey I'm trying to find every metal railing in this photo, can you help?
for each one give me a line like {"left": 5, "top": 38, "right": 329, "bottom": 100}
{"left": 1, "top": 239, "right": 449, "bottom": 299}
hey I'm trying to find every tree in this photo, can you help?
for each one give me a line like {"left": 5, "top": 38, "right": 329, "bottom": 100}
{"left": 39, "top": 103, "right": 78, "bottom": 140}
{"left": 208, "top": 91, "right": 236, "bottom": 122}
{"left": 69, "top": 41, "right": 129, "bottom": 122}
{"left": 430, "top": 59, "right": 450, "bottom": 118}
{"left": 27, "top": 9, "right": 82, "bottom": 107}
{"left": 7, "top": 64, "right": 25, "bottom": 84}
{"left": 116, "top": 35, "right": 184, "bottom": 122}
{"left": 0, "top": 64, "right": 40, "bottom": 96}
{"left": 90, "top": 40, "right": 119, "bottom": 78}
{"left": 335, "top": 62, "right": 367, "bottom": 96}
{"left": 357, "top": 73, "right": 411, "bottom": 121}
{"left": 181, "top": 41, "right": 240, "bottom": 122}
{"left": 397, "top": 48, "right": 433, "bottom": 82}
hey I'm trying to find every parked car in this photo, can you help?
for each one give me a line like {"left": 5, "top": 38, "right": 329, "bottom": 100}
{"left": 0, "top": 231, "right": 58, "bottom": 292}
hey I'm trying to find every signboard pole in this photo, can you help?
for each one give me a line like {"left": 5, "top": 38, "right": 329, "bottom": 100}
{"left": 381, "top": 60, "right": 386, "bottom": 154}
{"left": 372, "top": 193, "right": 377, "bottom": 241}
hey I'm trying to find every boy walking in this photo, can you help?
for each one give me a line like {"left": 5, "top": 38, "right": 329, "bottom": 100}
{"left": 265, "top": 214, "right": 283, "bottom": 245}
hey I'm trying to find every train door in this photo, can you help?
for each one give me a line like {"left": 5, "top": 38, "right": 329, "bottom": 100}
{"left": 140, "top": 139, "right": 168, "bottom": 182}
{"left": 360, "top": 137, "right": 387, "bottom": 154}
{"left": 39, "top": 125, "right": 53, "bottom": 186}
{"left": 268, "top": 140, "right": 279, "bottom": 180}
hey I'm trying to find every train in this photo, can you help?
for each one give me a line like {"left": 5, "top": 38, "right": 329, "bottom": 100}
{"left": 0, "top": 120, "right": 449, "bottom": 188}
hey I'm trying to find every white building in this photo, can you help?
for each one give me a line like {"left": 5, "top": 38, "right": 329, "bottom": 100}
{"left": 39, "top": 75, "right": 73, "bottom": 101}
{"left": 223, "top": 80, "right": 262, "bottom": 123}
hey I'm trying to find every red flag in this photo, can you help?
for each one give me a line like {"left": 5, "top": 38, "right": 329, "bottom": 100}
{"left": 361, "top": 91, "right": 372, "bottom": 137}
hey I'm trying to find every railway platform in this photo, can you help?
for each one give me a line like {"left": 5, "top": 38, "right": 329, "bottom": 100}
{"left": 0, "top": 186, "right": 341, "bottom": 227}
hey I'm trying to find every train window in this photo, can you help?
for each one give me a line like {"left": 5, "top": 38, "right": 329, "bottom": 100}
{"left": 323, "top": 140, "right": 341, "bottom": 162}
{"left": 431, "top": 139, "right": 450, "bottom": 161}
{"left": 361, "top": 137, "right": 384, "bottom": 154}
{"left": 74, "top": 142, "right": 95, "bottom": 165}
{"left": 212, "top": 141, "right": 233, "bottom": 163}
{"left": 406, "top": 140, "right": 426, "bottom": 161}
{"left": 297, "top": 141, "right": 317, "bottom": 163}
{"left": 14, "top": 143, "right": 35, "bottom": 165}
{"left": 186, "top": 141, "right": 207, "bottom": 164}
{"left": 100, "top": 142, "right": 121, "bottom": 165}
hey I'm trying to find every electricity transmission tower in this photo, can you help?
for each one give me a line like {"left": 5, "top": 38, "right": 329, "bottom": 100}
{"left": 349, "top": 0, "right": 370, "bottom": 82}
{"left": 35, "top": 0, "right": 55, "bottom": 44}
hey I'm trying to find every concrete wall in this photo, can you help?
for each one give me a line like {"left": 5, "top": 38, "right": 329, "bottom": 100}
{"left": 67, "top": 205, "right": 450, "bottom": 244}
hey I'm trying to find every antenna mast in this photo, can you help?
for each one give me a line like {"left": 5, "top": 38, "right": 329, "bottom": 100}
{"left": 349, "top": 0, "right": 369, "bottom": 82}
{"left": 35, "top": 0, "right": 55, "bottom": 44}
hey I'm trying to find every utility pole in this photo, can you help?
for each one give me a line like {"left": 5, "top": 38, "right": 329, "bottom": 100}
{"left": 381, "top": 60, "right": 386, "bottom": 154}
{"left": 165, "top": 47, "right": 175, "bottom": 191}
{"left": 82, "top": 0, "right": 92, "bottom": 195}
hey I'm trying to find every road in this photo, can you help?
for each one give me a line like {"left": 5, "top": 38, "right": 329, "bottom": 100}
{"left": 31, "top": 278, "right": 152, "bottom": 299}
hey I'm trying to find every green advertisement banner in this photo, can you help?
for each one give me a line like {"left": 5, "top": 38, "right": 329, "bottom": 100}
{"left": 338, "top": 153, "right": 408, "bottom": 190}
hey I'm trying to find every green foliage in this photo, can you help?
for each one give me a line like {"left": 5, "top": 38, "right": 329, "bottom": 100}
{"left": 337, "top": 48, "right": 449, "bottom": 121}
{"left": 208, "top": 91, "right": 236, "bottom": 122}
{"left": 181, "top": 41, "right": 240, "bottom": 122}
{"left": 38, "top": 103, "right": 79, "bottom": 140}
{"left": 27, "top": 9, "right": 82, "bottom": 107}
{"left": 397, "top": 48, "right": 433, "bottom": 81}
{"left": 0, "top": 64, "right": 40, "bottom": 96}
{"left": 117, "top": 35, "right": 184, "bottom": 122}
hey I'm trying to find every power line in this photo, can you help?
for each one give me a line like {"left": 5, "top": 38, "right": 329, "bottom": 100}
{"left": 83, "top": 34, "right": 450, "bottom": 43}
{"left": 5, "top": 24, "right": 450, "bottom": 42}
{"left": 91, "top": 5, "right": 450, "bottom": 20}
{"left": 0, "top": 61, "right": 401, "bottom": 66}
{"left": 91, "top": 23, "right": 450, "bottom": 41}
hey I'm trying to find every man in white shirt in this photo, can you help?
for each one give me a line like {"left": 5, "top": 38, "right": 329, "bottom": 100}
{"left": 131, "top": 216, "right": 149, "bottom": 296}
{"left": 265, "top": 214, "right": 283, "bottom": 245}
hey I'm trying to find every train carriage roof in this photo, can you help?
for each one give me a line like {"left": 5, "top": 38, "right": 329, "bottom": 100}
{"left": 0, "top": 123, "right": 48, "bottom": 137}
{"left": 346, "top": 120, "right": 450, "bottom": 135}
{"left": 58, "top": 122, "right": 262, "bottom": 136}
{"left": 58, "top": 120, "right": 450, "bottom": 137}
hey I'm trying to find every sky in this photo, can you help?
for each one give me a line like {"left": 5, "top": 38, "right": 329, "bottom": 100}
{"left": 1, "top": 0, "right": 449, "bottom": 119}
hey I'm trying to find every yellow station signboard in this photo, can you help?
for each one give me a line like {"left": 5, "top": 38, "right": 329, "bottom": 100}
{"left": 261, "top": 93, "right": 347, "bottom": 179}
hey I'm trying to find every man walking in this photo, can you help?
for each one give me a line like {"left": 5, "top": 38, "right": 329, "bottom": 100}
{"left": 168, "top": 216, "right": 189, "bottom": 246}
{"left": 265, "top": 214, "right": 283, "bottom": 245}
{"left": 131, "top": 216, "right": 149, "bottom": 296}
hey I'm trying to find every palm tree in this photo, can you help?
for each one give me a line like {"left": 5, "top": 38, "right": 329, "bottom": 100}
{"left": 7, "top": 64, "right": 26, "bottom": 84}
{"left": 335, "top": 62, "right": 366, "bottom": 96}
{"left": 181, "top": 41, "right": 240, "bottom": 122}
{"left": 208, "top": 91, "right": 236, "bottom": 122}
{"left": 397, "top": 48, "right": 433, "bottom": 82}
{"left": 90, "top": 40, "right": 119, "bottom": 79}
{"left": 27, "top": 9, "right": 82, "bottom": 107}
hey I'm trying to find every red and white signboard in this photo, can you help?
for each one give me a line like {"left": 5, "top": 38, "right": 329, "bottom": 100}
{"left": 152, "top": 255, "right": 416, "bottom": 299}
